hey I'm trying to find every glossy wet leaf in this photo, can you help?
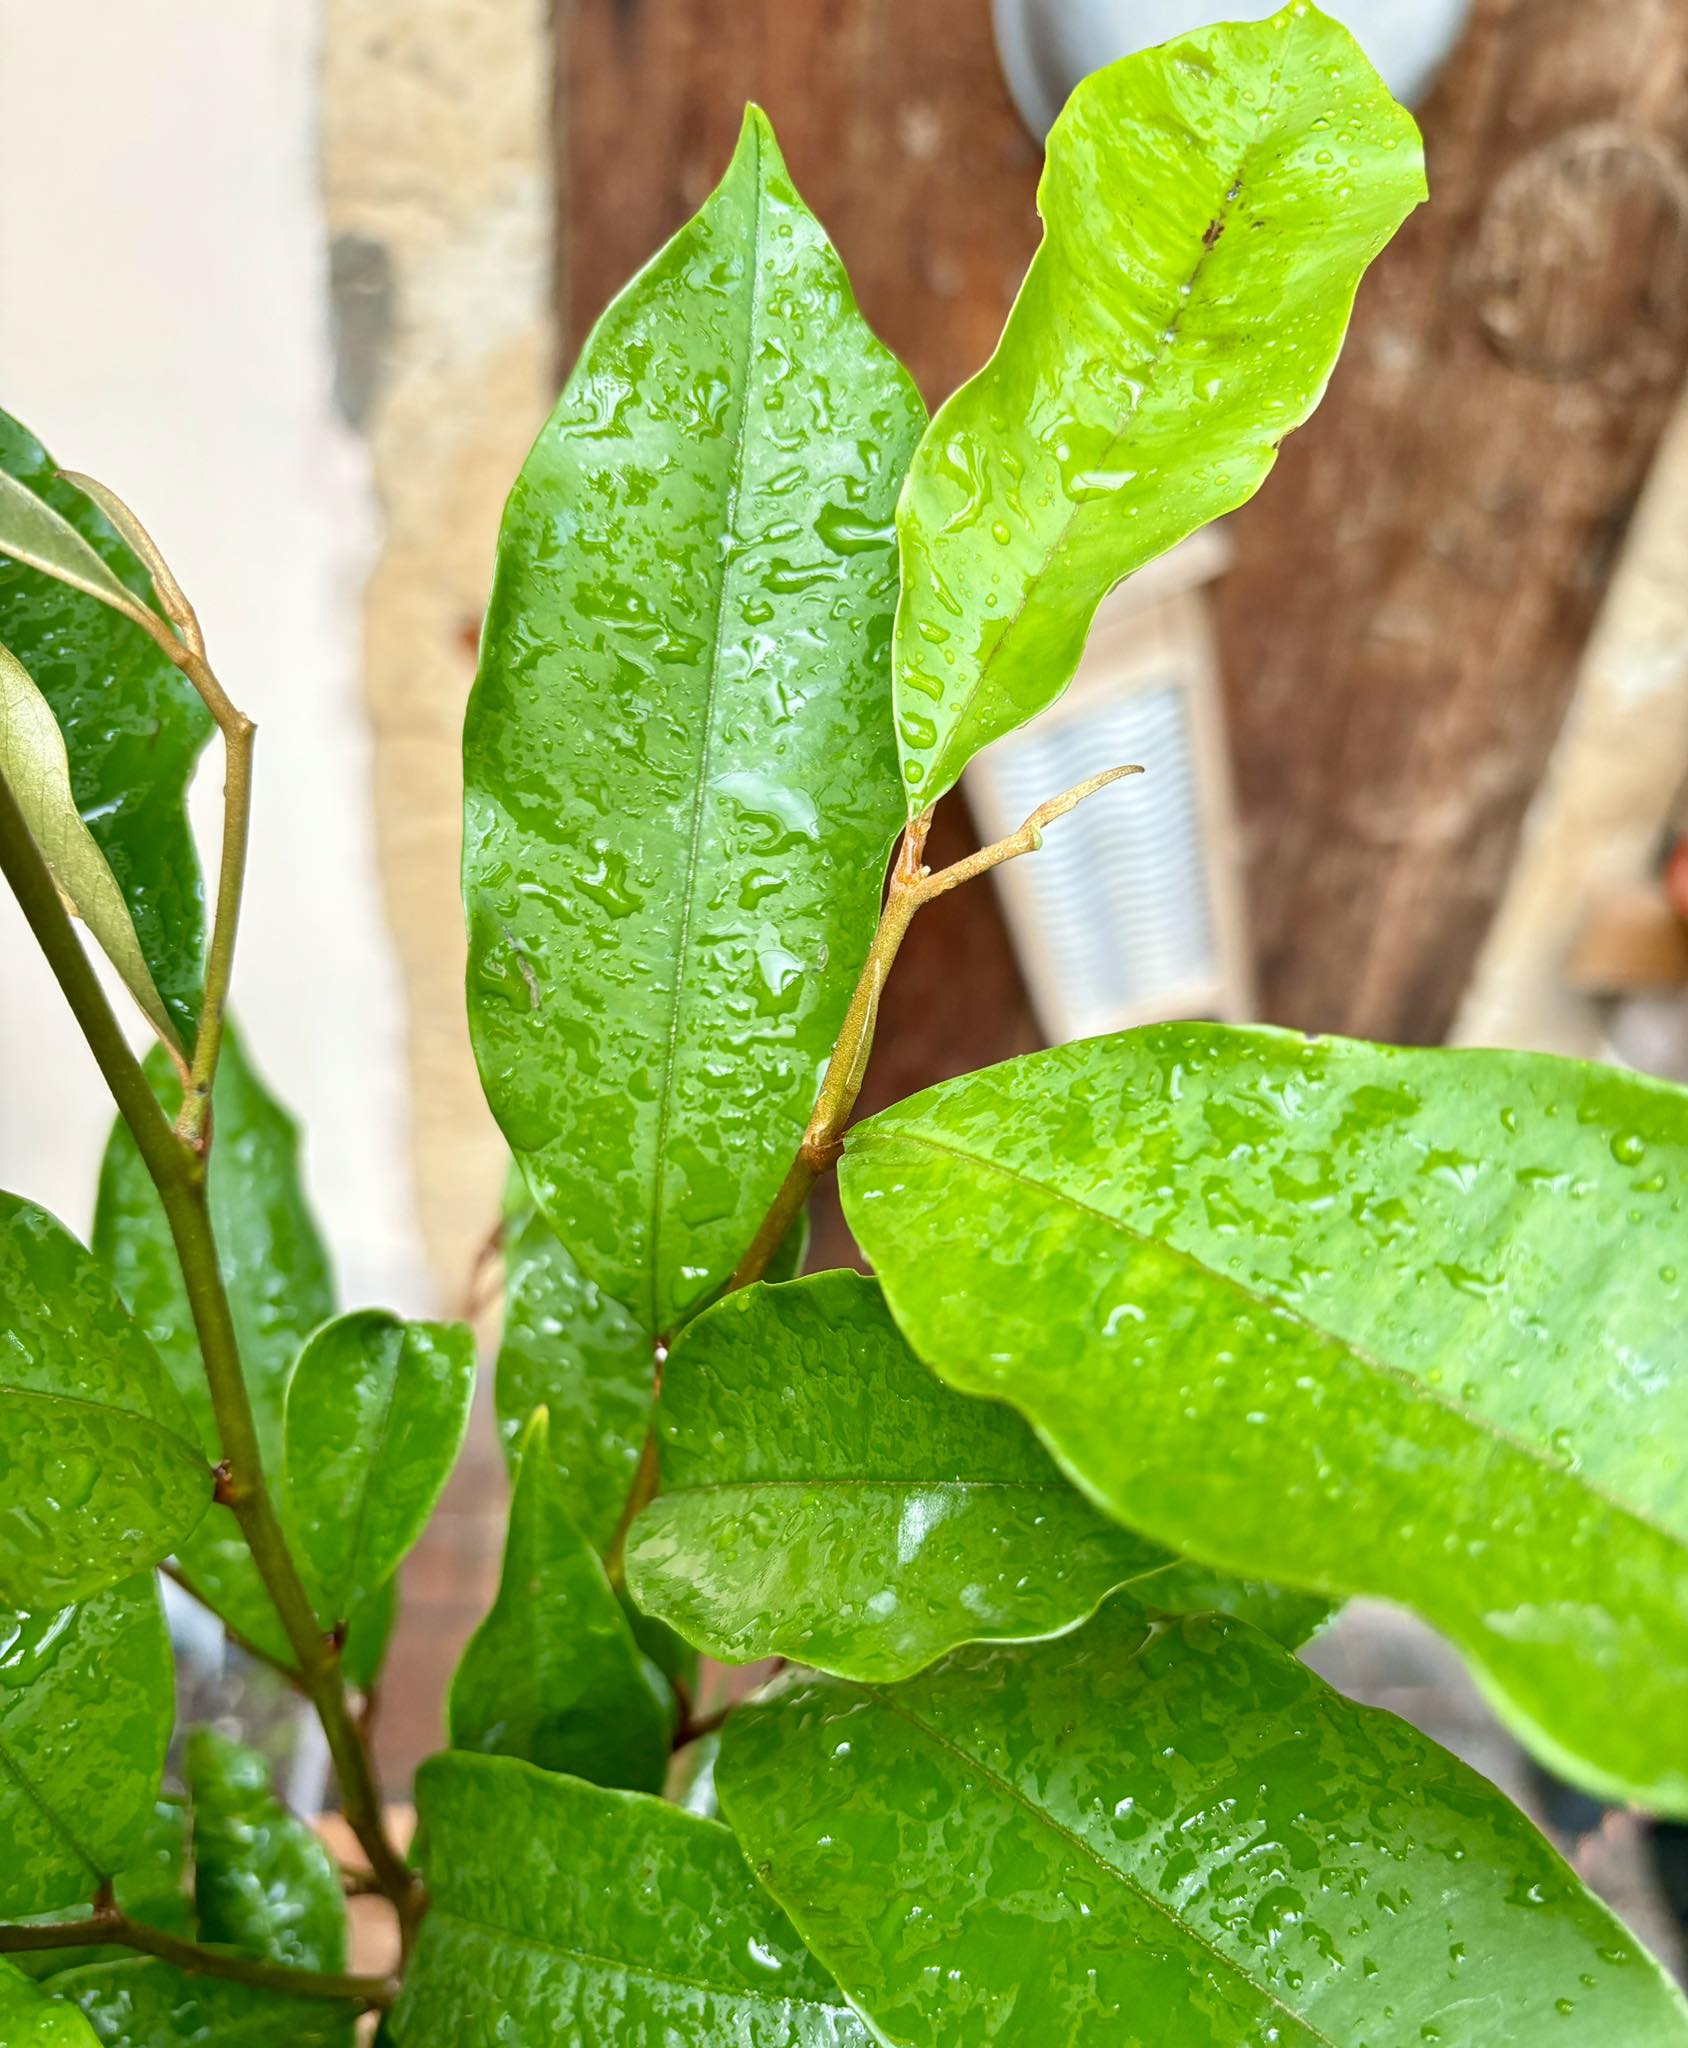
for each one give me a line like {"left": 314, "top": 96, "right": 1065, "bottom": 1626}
{"left": 185, "top": 1728, "right": 347, "bottom": 1973}
{"left": 96, "top": 1027, "right": 334, "bottom": 1663}
{"left": 0, "top": 1194, "right": 210, "bottom": 1607}
{"left": 283, "top": 1310, "right": 474, "bottom": 1629}
{"left": 0, "top": 1966, "right": 101, "bottom": 2048}
{"left": 891, "top": 3, "right": 1424, "bottom": 807}
{"left": 449, "top": 1410, "right": 673, "bottom": 1792}
{"left": 54, "top": 1959, "right": 353, "bottom": 2048}
{"left": 719, "top": 1606, "right": 1688, "bottom": 2047}
{"left": 0, "top": 1577, "right": 174, "bottom": 1916}
{"left": 0, "top": 409, "right": 210, "bottom": 1041}
{"left": 391, "top": 1751, "right": 869, "bottom": 2046}
{"left": 841, "top": 1024, "right": 1688, "bottom": 1813}
{"left": 0, "top": 643, "right": 180, "bottom": 1047}
{"left": 8, "top": 1802, "right": 192, "bottom": 1981}
{"left": 627, "top": 1270, "right": 1324, "bottom": 1680}
{"left": 464, "top": 107, "right": 924, "bottom": 1336}
{"left": 494, "top": 1204, "right": 654, "bottom": 1555}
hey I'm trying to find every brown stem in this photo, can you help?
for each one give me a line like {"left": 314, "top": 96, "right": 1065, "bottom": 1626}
{"left": 0, "top": 1908, "right": 396, "bottom": 2010}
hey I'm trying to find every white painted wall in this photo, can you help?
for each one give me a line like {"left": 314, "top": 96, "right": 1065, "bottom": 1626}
{"left": 0, "top": 1, "right": 431, "bottom": 1314}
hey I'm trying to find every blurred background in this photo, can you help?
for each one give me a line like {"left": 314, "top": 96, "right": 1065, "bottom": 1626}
{"left": 2, "top": 0, "right": 1686, "bottom": 1971}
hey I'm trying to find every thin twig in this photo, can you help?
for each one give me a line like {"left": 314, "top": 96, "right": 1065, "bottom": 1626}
{"left": 160, "top": 1560, "right": 307, "bottom": 1694}
{"left": 0, "top": 1906, "right": 396, "bottom": 2009}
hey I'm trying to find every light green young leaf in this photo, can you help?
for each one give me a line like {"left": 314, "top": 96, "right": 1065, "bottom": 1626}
{"left": 449, "top": 1410, "right": 673, "bottom": 1793}
{"left": 391, "top": 1752, "right": 869, "bottom": 2047}
{"left": 0, "top": 644, "right": 181, "bottom": 1048}
{"left": 95, "top": 1028, "right": 335, "bottom": 1664}
{"left": 0, "top": 1194, "right": 210, "bottom": 1607}
{"left": 719, "top": 1605, "right": 1688, "bottom": 2048}
{"left": 494, "top": 1203, "right": 654, "bottom": 1556}
{"left": 841, "top": 1024, "right": 1688, "bottom": 1814}
{"left": 464, "top": 107, "right": 925, "bottom": 1337}
{"left": 0, "top": 409, "right": 210, "bottom": 1042}
{"left": 54, "top": 1959, "right": 353, "bottom": 2048}
{"left": 185, "top": 1728, "right": 347, "bottom": 1974}
{"left": 282, "top": 1310, "right": 474, "bottom": 1629}
{"left": 0, "top": 1578, "right": 174, "bottom": 1917}
{"left": 626, "top": 1270, "right": 1324, "bottom": 1680}
{"left": 0, "top": 469, "right": 161, "bottom": 638}
{"left": 892, "top": 1, "right": 1424, "bottom": 807}
{"left": 0, "top": 1965, "right": 101, "bottom": 2048}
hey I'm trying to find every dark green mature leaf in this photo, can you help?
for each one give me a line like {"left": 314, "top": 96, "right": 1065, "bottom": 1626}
{"left": 96, "top": 1027, "right": 334, "bottom": 1667}
{"left": 449, "top": 1410, "right": 673, "bottom": 1792}
{"left": 0, "top": 1965, "right": 100, "bottom": 2047}
{"left": 391, "top": 1752, "right": 869, "bottom": 2046}
{"left": 841, "top": 1025, "right": 1688, "bottom": 1814}
{"left": 9, "top": 1802, "right": 192, "bottom": 1981}
{"left": 627, "top": 1271, "right": 1324, "bottom": 1680}
{"left": 282, "top": 1311, "right": 474, "bottom": 1629}
{"left": 0, "top": 643, "right": 181, "bottom": 1049}
{"left": 891, "top": 2, "right": 1424, "bottom": 808}
{"left": 0, "top": 1194, "right": 210, "bottom": 1607}
{"left": 0, "top": 1578, "right": 174, "bottom": 1915}
{"left": 185, "top": 1729, "right": 347, "bottom": 1973}
{"left": 0, "top": 409, "right": 210, "bottom": 1041}
{"left": 719, "top": 1606, "right": 1688, "bottom": 2047}
{"left": 54, "top": 1959, "right": 353, "bottom": 2048}
{"left": 494, "top": 1204, "right": 654, "bottom": 1556}
{"left": 464, "top": 106, "right": 924, "bottom": 1337}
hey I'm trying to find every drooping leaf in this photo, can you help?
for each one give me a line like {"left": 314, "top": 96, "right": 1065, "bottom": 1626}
{"left": 0, "top": 409, "right": 210, "bottom": 1041}
{"left": 8, "top": 1802, "right": 193, "bottom": 1980}
{"left": 282, "top": 1310, "right": 474, "bottom": 1630}
{"left": 390, "top": 1751, "right": 869, "bottom": 2047}
{"left": 464, "top": 106, "right": 924, "bottom": 1336}
{"left": 0, "top": 1577, "right": 174, "bottom": 1916}
{"left": 718, "top": 1605, "right": 1688, "bottom": 2048}
{"left": 448, "top": 1410, "right": 673, "bottom": 1792}
{"left": 0, "top": 1965, "right": 101, "bottom": 2048}
{"left": 0, "top": 1194, "right": 210, "bottom": 1607}
{"left": 627, "top": 1271, "right": 1324, "bottom": 1680}
{"left": 841, "top": 1024, "right": 1688, "bottom": 1814}
{"left": 54, "top": 1959, "right": 353, "bottom": 2048}
{"left": 891, "top": 2, "right": 1424, "bottom": 807}
{"left": 493, "top": 1204, "right": 654, "bottom": 1556}
{"left": 0, "top": 644, "right": 180, "bottom": 1048}
{"left": 184, "top": 1728, "right": 347, "bottom": 1974}
{"left": 95, "top": 1027, "right": 334, "bottom": 1664}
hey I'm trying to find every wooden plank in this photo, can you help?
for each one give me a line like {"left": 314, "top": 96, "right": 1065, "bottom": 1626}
{"left": 1209, "top": 0, "right": 1688, "bottom": 1042}
{"left": 559, "top": 0, "right": 1048, "bottom": 1268}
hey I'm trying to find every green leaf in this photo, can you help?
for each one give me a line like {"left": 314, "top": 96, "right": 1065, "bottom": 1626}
{"left": 0, "top": 1577, "right": 174, "bottom": 1916}
{"left": 718, "top": 1605, "right": 1688, "bottom": 2048}
{"left": 8, "top": 1802, "right": 193, "bottom": 1980}
{"left": 0, "top": 409, "right": 210, "bottom": 1041}
{"left": 391, "top": 1751, "right": 869, "bottom": 2046}
{"left": 341, "top": 1574, "right": 398, "bottom": 1693}
{"left": 54, "top": 1959, "right": 353, "bottom": 2048}
{"left": 464, "top": 106, "right": 925, "bottom": 1336}
{"left": 891, "top": 3, "right": 1424, "bottom": 807}
{"left": 185, "top": 1729, "right": 347, "bottom": 1973}
{"left": 95, "top": 1027, "right": 334, "bottom": 1663}
{"left": 0, "top": 1965, "right": 101, "bottom": 2048}
{"left": 840, "top": 1024, "right": 1688, "bottom": 1814}
{"left": 282, "top": 1310, "right": 474, "bottom": 1629}
{"left": 626, "top": 1270, "right": 1324, "bottom": 1680}
{"left": 448, "top": 1410, "right": 673, "bottom": 1792}
{"left": 0, "top": 1194, "right": 210, "bottom": 1607}
{"left": 1, "top": 643, "right": 181, "bottom": 1048}
{"left": 493, "top": 1204, "right": 654, "bottom": 1555}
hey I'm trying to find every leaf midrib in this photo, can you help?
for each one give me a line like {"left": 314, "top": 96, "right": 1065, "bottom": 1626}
{"left": 909, "top": 11, "right": 1304, "bottom": 801}
{"left": 857, "top": 1124, "right": 1688, "bottom": 1561}
{"left": 429, "top": 1901, "right": 858, "bottom": 2024}
{"left": 645, "top": 122, "right": 767, "bottom": 1334}
{"left": 852, "top": 1676, "right": 1338, "bottom": 2048}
